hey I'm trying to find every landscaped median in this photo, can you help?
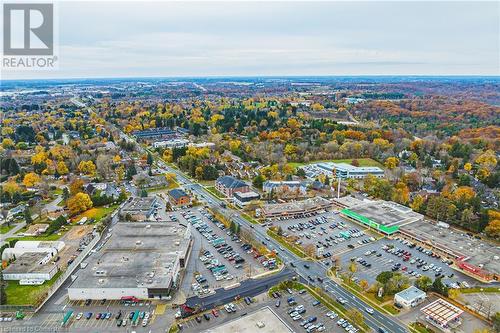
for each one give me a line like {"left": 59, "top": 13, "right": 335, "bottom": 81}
{"left": 266, "top": 229, "right": 307, "bottom": 258}
{"left": 206, "top": 186, "right": 225, "bottom": 199}
{"left": 339, "top": 277, "right": 397, "bottom": 317}
{"left": 241, "top": 212, "right": 260, "bottom": 224}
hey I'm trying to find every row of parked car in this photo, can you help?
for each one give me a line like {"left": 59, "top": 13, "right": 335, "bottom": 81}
{"left": 382, "top": 245, "right": 452, "bottom": 278}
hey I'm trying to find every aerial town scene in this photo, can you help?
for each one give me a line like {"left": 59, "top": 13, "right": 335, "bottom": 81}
{"left": 1, "top": 1, "right": 499, "bottom": 333}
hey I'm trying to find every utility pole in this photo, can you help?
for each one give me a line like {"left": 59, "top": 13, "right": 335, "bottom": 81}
{"left": 337, "top": 176, "right": 341, "bottom": 199}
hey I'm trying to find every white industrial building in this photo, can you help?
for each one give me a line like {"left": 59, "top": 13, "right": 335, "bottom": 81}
{"left": 394, "top": 286, "right": 427, "bottom": 308}
{"left": 2, "top": 240, "right": 65, "bottom": 261}
{"left": 302, "top": 162, "right": 384, "bottom": 179}
{"left": 68, "top": 222, "right": 192, "bottom": 300}
{"left": 2, "top": 252, "right": 59, "bottom": 283}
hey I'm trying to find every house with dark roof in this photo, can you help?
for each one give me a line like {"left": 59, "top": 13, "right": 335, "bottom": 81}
{"left": 215, "top": 176, "right": 249, "bottom": 198}
{"left": 168, "top": 188, "right": 190, "bottom": 206}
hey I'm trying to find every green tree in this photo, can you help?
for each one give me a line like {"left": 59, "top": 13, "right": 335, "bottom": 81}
{"left": 376, "top": 271, "right": 394, "bottom": 284}
{"left": 24, "top": 208, "right": 33, "bottom": 225}
{"left": 147, "top": 152, "right": 154, "bottom": 166}
{"left": 252, "top": 174, "right": 266, "bottom": 189}
{"left": 432, "top": 277, "right": 448, "bottom": 297}
{"left": 415, "top": 275, "right": 433, "bottom": 291}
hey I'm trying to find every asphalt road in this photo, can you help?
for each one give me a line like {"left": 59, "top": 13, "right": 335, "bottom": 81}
{"left": 95, "top": 105, "right": 409, "bottom": 333}
{"left": 152, "top": 152, "right": 408, "bottom": 333}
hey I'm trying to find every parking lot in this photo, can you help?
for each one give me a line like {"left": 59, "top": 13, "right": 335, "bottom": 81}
{"left": 339, "top": 237, "right": 477, "bottom": 286}
{"left": 26, "top": 297, "right": 155, "bottom": 332}
{"left": 272, "top": 211, "right": 379, "bottom": 263}
{"left": 177, "top": 207, "right": 274, "bottom": 297}
{"left": 179, "top": 286, "right": 358, "bottom": 333}
{"left": 272, "top": 288, "right": 358, "bottom": 333}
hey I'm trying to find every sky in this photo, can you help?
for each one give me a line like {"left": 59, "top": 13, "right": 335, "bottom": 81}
{"left": 2, "top": 1, "right": 499, "bottom": 79}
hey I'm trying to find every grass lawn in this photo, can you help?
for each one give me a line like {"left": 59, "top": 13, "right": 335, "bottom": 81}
{"left": 383, "top": 303, "right": 401, "bottom": 315}
{"left": 198, "top": 180, "right": 215, "bottom": 186}
{"left": 267, "top": 230, "right": 306, "bottom": 258}
{"left": 460, "top": 287, "right": 500, "bottom": 294}
{"left": 73, "top": 205, "right": 118, "bottom": 223}
{"left": 342, "top": 278, "right": 394, "bottom": 315}
{"left": 52, "top": 188, "right": 63, "bottom": 195}
{"left": 0, "top": 224, "right": 15, "bottom": 234}
{"left": 409, "top": 322, "right": 435, "bottom": 333}
{"left": 7, "top": 232, "right": 63, "bottom": 242}
{"left": 5, "top": 270, "right": 63, "bottom": 306}
{"left": 241, "top": 212, "right": 260, "bottom": 224}
{"left": 206, "top": 186, "right": 225, "bottom": 199}
{"left": 288, "top": 158, "right": 383, "bottom": 169}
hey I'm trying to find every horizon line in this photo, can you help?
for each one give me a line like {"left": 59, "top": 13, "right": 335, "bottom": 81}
{"left": 3, "top": 74, "right": 500, "bottom": 83}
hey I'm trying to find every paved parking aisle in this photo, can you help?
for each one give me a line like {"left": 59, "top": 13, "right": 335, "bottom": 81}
{"left": 340, "top": 237, "right": 477, "bottom": 286}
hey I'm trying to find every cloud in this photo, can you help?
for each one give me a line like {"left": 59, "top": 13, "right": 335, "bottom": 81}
{"left": 3, "top": 1, "right": 499, "bottom": 79}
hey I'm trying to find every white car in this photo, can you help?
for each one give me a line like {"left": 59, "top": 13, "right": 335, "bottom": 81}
{"left": 76, "top": 312, "right": 83, "bottom": 320}
{"left": 365, "top": 307, "right": 374, "bottom": 315}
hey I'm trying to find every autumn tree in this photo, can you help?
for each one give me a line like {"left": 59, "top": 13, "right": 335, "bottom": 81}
{"left": 56, "top": 161, "right": 69, "bottom": 175}
{"left": 69, "top": 178, "right": 84, "bottom": 195}
{"left": 78, "top": 160, "right": 96, "bottom": 177}
{"left": 384, "top": 156, "right": 399, "bottom": 170}
{"left": 67, "top": 192, "right": 93, "bottom": 215}
{"left": 23, "top": 172, "right": 41, "bottom": 187}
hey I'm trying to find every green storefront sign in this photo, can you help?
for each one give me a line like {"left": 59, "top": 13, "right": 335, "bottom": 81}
{"left": 340, "top": 209, "right": 399, "bottom": 235}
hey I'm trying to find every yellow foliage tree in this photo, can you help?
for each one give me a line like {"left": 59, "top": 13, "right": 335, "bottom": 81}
{"left": 78, "top": 160, "right": 96, "bottom": 177}
{"left": 384, "top": 157, "right": 399, "bottom": 169}
{"left": 56, "top": 161, "right": 69, "bottom": 175}
{"left": 23, "top": 172, "right": 41, "bottom": 187}
{"left": 67, "top": 192, "right": 93, "bottom": 215}
{"left": 1, "top": 138, "right": 15, "bottom": 149}
{"left": 3, "top": 180, "right": 21, "bottom": 196}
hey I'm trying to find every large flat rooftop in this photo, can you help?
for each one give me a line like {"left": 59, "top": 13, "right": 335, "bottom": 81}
{"left": 203, "top": 307, "right": 293, "bottom": 333}
{"left": 3, "top": 252, "right": 55, "bottom": 275}
{"left": 347, "top": 200, "right": 423, "bottom": 228}
{"left": 121, "top": 197, "right": 158, "bottom": 213}
{"left": 261, "top": 197, "right": 331, "bottom": 215}
{"left": 401, "top": 220, "right": 500, "bottom": 275}
{"left": 70, "top": 222, "right": 190, "bottom": 289}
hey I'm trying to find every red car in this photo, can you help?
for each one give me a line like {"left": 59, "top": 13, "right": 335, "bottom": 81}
{"left": 402, "top": 266, "right": 408, "bottom": 271}
{"left": 212, "top": 309, "right": 219, "bottom": 317}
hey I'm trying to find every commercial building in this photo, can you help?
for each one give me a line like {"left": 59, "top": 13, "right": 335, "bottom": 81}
{"left": 2, "top": 252, "right": 59, "bottom": 283}
{"left": 152, "top": 138, "right": 189, "bottom": 149}
{"left": 120, "top": 196, "right": 159, "bottom": 221}
{"left": 394, "top": 286, "right": 426, "bottom": 308}
{"left": 2, "top": 240, "right": 65, "bottom": 261}
{"left": 215, "top": 176, "right": 250, "bottom": 198}
{"left": 257, "top": 197, "right": 331, "bottom": 219}
{"left": 68, "top": 222, "right": 192, "bottom": 300}
{"left": 233, "top": 191, "right": 260, "bottom": 208}
{"left": 302, "top": 162, "right": 384, "bottom": 179}
{"left": 340, "top": 199, "right": 423, "bottom": 235}
{"left": 168, "top": 188, "right": 191, "bottom": 206}
{"left": 400, "top": 221, "right": 500, "bottom": 283}
{"left": 202, "top": 307, "right": 293, "bottom": 333}
{"left": 132, "top": 127, "right": 178, "bottom": 140}
{"left": 420, "top": 298, "right": 463, "bottom": 332}
{"left": 262, "top": 180, "right": 307, "bottom": 196}
{"left": 22, "top": 223, "right": 49, "bottom": 236}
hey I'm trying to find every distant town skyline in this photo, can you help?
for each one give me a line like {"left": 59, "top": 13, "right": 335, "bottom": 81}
{"left": 3, "top": 1, "right": 499, "bottom": 80}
